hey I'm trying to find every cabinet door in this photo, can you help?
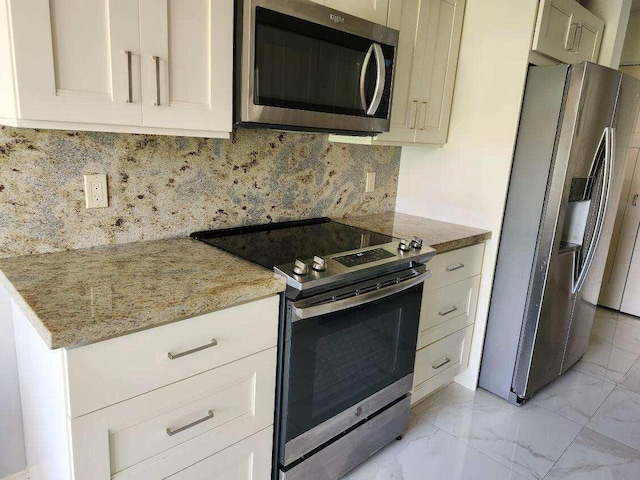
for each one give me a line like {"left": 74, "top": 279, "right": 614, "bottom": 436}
{"left": 8, "top": 0, "right": 142, "bottom": 125}
{"left": 139, "top": 0, "right": 233, "bottom": 133}
{"left": 600, "top": 148, "right": 640, "bottom": 309}
{"left": 374, "top": 0, "right": 427, "bottom": 144}
{"left": 574, "top": 18, "right": 603, "bottom": 63}
{"left": 322, "top": 0, "right": 390, "bottom": 25}
{"left": 414, "top": 0, "right": 465, "bottom": 145}
{"left": 532, "top": 0, "right": 603, "bottom": 64}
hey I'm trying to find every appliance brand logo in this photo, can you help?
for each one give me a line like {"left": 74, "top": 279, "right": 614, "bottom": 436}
{"left": 329, "top": 13, "right": 345, "bottom": 23}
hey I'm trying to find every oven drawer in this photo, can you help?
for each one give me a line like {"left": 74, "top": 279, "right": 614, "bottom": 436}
{"left": 425, "top": 244, "right": 484, "bottom": 290}
{"left": 412, "top": 325, "right": 473, "bottom": 393}
{"left": 64, "top": 295, "right": 279, "bottom": 418}
{"left": 70, "top": 348, "right": 276, "bottom": 480}
{"left": 418, "top": 275, "right": 480, "bottom": 349}
{"left": 166, "top": 427, "right": 272, "bottom": 480}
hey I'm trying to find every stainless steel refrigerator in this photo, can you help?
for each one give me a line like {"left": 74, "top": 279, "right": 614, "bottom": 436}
{"left": 479, "top": 62, "right": 640, "bottom": 405}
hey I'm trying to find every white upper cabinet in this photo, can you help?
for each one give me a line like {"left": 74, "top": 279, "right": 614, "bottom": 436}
{"left": 139, "top": 0, "right": 232, "bottom": 132}
{"left": 0, "top": 0, "right": 233, "bottom": 137}
{"left": 7, "top": 0, "right": 142, "bottom": 126}
{"left": 532, "top": 0, "right": 604, "bottom": 64}
{"left": 309, "top": 0, "right": 391, "bottom": 25}
{"left": 330, "top": 0, "right": 466, "bottom": 147}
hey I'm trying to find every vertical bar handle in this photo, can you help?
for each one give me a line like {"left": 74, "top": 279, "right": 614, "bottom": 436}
{"left": 153, "top": 56, "right": 161, "bottom": 106}
{"left": 418, "top": 102, "right": 428, "bottom": 130}
{"left": 125, "top": 51, "right": 133, "bottom": 103}
{"left": 633, "top": 194, "right": 638, "bottom": 207}
{"left": 573, "top": 25, "right": 583, "bottom": 54}
{"left": 410, "top": 100, "right": 419, "bottom": 129}
{"left": 360, "top": 45, "right": 375, "bottom": 113}
{"left": 574, "top": 127, "right": 614, "bottom": 293}
{"left": 367, "top": 44, "right": 386, "bottom": 116}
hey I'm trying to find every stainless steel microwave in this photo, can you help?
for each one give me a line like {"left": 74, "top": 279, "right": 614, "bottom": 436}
{"left": 235, "top": 0, "right": 399, "bottom": 135}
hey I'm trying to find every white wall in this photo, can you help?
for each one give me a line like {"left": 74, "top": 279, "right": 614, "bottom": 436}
{"left": 583, "top": 0, "right": 633, "bottom": 68}
{"left": 0, "top": 285, "right": 26, "bottom": 478}
{"left": 396, "top": 0, "right": 540, "bottom": 389}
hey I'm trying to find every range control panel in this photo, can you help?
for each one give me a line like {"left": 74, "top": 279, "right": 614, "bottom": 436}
{"left": 333, "top": 248, "right": 396, "bottom": 268}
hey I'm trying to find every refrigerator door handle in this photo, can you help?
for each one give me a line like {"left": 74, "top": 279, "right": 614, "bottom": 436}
{"left": 573, "top": 127, "right": 615, "bottom": 293}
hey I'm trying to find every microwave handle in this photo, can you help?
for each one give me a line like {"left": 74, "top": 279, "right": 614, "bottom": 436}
{"left": 292, "top": 270, "right": 431, "bottom": 321}
{"left": 359, "top": 43, "right": 387, "bottom": 116}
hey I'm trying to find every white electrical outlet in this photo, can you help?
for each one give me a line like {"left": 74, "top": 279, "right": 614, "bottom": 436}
{"left": 84, "top": 174, "right": 109, "bottom": 208}
{"left": 365, "top": 171, "right": 376, "bottom": 193}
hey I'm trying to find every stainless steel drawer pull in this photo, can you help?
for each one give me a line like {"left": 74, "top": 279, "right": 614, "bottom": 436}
{"left": 153, "top": 55, "right": 161, "bottom": 106}
{"left": 432, "top": 357, "right": 451, "bottom": 370}
{"left": 166, "top": 410, "right": 214, "bottom": 436}
{"left": 446, "top": 263, "right": 465, "bottom": 272}
{"left": 167, "top": 339, "right": 218, "bottom": 360}
{"left": 438, "top": 306, "right": 458, "bottom": 316}
{"left": 633, "top": 194, "right": 639, "bottom": 207}
{"left": 124, "top": 51, "right": 133, "bottom": 103}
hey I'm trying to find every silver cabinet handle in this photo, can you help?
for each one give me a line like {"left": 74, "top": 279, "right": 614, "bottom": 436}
{"left": 410, "top": 100, "right": 419, "bottom": 129}
{"left": 446, "top": 263, "right": 465, "bottom": 272}
{"left": 166, "top": 410, "right": 214, "bottom": 436}
{"left": 573, "top": 25, "right": 583, "bottom": 54}
{"left": 418, "top": 101, "right": 428, "bottom": 130}
{"left": 564, "top": 21, "right": 578, "bottom": 51}
{"left": 438, "top": 306, "right": 458, "bottom": 316}
{"left": 167, "top": 338, "right": 218, "bottom": 360}
{"left": 633, "top": 194, "right": 638, "bottom": 207}
{"left": 125, "top": 51, "right": 133, "bottom": 103}
{"left": 432, "top": 357, "right": 451, "bottom": 370}
{"left": 153, "top": 55, "right": 161, "bottom": 106}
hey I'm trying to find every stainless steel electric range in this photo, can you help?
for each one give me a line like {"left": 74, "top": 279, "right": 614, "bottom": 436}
{"left": 192, "top": 217, "right": 435, "bottom": 480}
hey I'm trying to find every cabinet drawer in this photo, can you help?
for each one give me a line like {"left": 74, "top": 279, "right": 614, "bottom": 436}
{"left": 64, "top": 296, "right": 279, "bottom": 418}
{"left": 167, "top": 427, "right": 272, "bottom": 480}
{"left": 412, "top": 325, "right": 473, "bottom": 389}
{"left": 425, "top": 244, "right": 484, "bottom": 290}
{"left": 418, "top": 275, "right": 480, "bottom": 348}
{"left": 70, "top": 348, "right": 276, "bottom": 480}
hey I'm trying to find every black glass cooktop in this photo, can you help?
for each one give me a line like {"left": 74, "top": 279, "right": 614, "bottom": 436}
{"left": 191, "top": 218, "right": 395, "bottom": 269}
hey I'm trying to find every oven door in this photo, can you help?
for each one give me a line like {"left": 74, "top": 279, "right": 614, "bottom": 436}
{"left": 279, "top": 266, "right": 427, "bottom": 466}
{"left": 237, "top": 0, "right": 398, "bottom": 134}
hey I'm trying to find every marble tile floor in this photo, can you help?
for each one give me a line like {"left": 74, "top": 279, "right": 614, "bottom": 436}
{"left": 343, "top": 307, "right": 640, "bottom": 480}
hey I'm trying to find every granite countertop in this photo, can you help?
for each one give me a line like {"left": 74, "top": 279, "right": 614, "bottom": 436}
{"left": 0, "top": 212, "right": 490, "bottom": 351}
{"left": 338, "top": 212, "right": 491, "bottom": 253}
{"left": 0, "top": 238, "right": 286, "bottom": 349}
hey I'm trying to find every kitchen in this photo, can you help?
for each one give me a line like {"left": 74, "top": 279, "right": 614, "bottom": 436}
{"left": 0, "top": 0, "right": 639, "bottom": 479}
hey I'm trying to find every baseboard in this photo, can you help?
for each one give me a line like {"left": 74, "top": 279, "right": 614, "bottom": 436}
{"left": 0, "top": 469, "right": 29, "bottom": 480}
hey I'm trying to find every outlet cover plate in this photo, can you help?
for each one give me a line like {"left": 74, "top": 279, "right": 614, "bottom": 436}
{"left": 84, "top": 174, "right": 108, "bottom": 208}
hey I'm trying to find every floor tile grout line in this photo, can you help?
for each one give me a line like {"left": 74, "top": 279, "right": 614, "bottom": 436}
{"left": 540, "top": 425, "right": 587, "bottom": 480}
{"left": 425, "top": 421, "right": 530, "bottom": 479}
{"left": 413, "top": 405, "right": 580, "bottom": 480}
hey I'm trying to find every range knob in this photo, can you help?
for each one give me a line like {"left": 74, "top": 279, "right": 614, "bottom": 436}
{"left": 411, "top": 236, "right": 424, "bottom": 250}
{"left": 398, "top": 239, "right": 411, "bottom": 252}
{"left": 293, "top": 260, "right": 310, "bottom": 275}
{"left": 312, "top": 256, "right": 327, "bottom": 272}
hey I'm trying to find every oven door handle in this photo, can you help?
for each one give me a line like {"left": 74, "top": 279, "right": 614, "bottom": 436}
{"left": 292, "top": 270, "right": 431, "bottom": 321}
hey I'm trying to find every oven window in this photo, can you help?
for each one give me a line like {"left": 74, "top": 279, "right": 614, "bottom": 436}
{"left": 254, "top": 7, "right": 394, "bottom": 119}
{"left": 284, "top": 283, "right": 421, "bottom": 443}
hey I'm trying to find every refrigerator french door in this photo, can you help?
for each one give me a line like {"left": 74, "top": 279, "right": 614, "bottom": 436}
{"left": 479, "top": 63, "right": 640, "bottom": 405}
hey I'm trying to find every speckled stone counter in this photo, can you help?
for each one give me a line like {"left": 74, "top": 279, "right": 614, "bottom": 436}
{"left": 0, "top": 238, "right": 286, "bottom": 349}
{"left": 338, "top": 212, "right": 491, "bottom": 253}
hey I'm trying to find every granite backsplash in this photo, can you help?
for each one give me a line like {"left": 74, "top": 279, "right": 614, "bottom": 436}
{"left": 0, "top": 127, "right": 400, "bottom": 258}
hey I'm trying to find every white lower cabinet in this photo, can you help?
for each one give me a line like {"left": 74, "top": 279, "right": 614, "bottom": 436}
{"left": 411, "top": 244, "right": 484, "bottom": 406}
{"left": 12, "top": 295, "right": 280, "bottom": 480}
{"left": 166, "top": 427, "right": 273, "bottom": 480}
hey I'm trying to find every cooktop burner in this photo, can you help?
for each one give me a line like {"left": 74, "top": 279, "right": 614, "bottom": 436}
{"left": 192, "top": 217, "right": 435, "bottom": 291}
